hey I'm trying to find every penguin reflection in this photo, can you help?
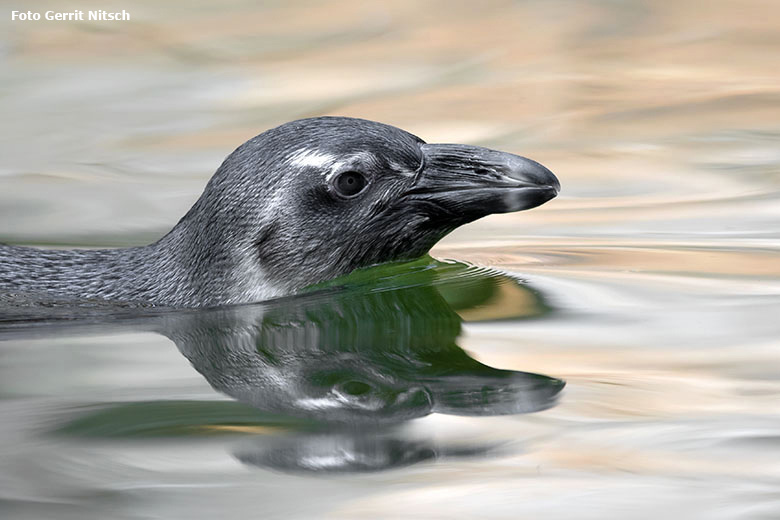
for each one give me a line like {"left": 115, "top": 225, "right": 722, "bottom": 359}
{"left": 164, "top": 262, "right": 564, "bottom": 472}
{"left": 168, "top": 263, "right": 562, "bottom": 423}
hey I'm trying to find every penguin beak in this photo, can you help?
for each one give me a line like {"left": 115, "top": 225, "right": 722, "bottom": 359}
{"left": 406, "top": 143, "right": 560, "bottom": 219}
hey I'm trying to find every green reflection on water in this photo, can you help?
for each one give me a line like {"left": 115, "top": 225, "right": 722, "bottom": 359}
{"left": 54, "top": 400, "right": 316, "bottom": 438}
{"left": 53, "top": 259, "right": 561, "bottom": 439}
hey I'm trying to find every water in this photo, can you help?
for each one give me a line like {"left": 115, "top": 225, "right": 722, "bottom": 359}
{"left": 1, "top": 0, "right": 779, "bottom": 518}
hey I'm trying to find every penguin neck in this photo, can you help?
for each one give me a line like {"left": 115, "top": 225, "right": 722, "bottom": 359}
{"left": 12, "top": 192, "right": 289, "bottom": 307}
{"left": 0, "top": 240, "right": 178, "bottom": 306}
{"left": 149, "top": 208, "right": 285, "bottom": 307}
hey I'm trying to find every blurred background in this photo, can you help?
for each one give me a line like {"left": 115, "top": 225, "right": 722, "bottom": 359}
{"left": 1, "top": 0, "right": 777, "bottom": 249}
{"left": 1, "top": 1, "right": 779, "bottom": 519}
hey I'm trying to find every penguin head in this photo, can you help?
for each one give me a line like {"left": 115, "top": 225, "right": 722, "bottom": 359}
{"left": 181, "top": 117, "right": 559, "bottom": 303}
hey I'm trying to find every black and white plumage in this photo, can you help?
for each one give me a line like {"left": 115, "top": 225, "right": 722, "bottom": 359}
{"left": 0, "top": 117, "right": 559, "bottom": 307}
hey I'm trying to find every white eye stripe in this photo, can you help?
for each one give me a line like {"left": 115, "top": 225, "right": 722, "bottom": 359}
{"left": 324, "top": 169, "right": 340, "bottom": 183}
{"left": 290, "top": 150, "right": 414, "bottom": 180}
{"left": 288, "top": 149, "right": 337, "bottom": 169}
{"left": 330, "top": 152, "right": 375, "bottom": 170}
{"left": 389, "top": 159, "right": 418, "bottom": 177}
{"left": 325, "top": 152, "right": 377, "bottom": 181}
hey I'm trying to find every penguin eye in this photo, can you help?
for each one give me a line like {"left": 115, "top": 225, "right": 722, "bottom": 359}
{"left": 338, "top": 380, "right": 372, "bottom": 396}
{"left": 332, "top": 171, "right": 368, "bottom": 198}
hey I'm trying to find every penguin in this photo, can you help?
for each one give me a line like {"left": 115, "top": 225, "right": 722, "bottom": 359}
{"left": 0, "top": 117, "right": 559, "bottom": 307}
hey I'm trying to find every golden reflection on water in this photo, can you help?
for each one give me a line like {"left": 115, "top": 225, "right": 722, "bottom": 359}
{"left": 439, "top": 241, "right": 780, "bottom": 278}
{"left": 1, "top": 0, "right": 779, "bottom": 517}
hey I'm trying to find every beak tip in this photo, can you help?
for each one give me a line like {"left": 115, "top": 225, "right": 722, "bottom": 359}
{"left": 550, "top": 172, "right": 561, "bottom": 193}
{"left": 514, "top": 158, "right": 560, "bottom": 194}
